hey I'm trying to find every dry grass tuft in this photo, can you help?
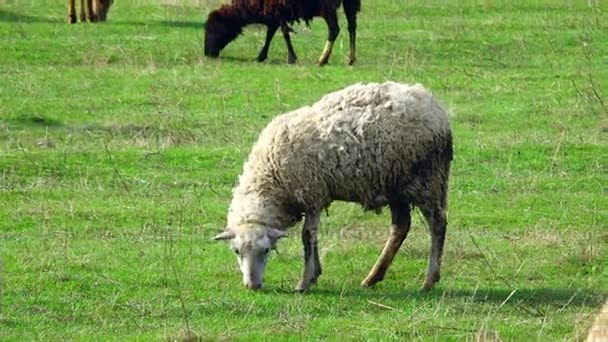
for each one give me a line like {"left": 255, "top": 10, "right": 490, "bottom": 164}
{"left": 166, "top": 328, "right": 203, "bottom": 342}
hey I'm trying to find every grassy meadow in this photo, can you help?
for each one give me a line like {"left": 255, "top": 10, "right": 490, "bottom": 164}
{"left": 0, "top": 0, "right": 606, "bottom": 340}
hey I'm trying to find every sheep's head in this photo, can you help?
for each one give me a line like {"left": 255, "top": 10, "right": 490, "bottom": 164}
{"left": 204, "top": 6, "right": 244, "bottom": 58}
{"left": 213, "top": 225, "right": 286, "bottom": 290}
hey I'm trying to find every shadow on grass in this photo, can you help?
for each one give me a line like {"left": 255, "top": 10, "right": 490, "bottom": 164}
{"left": 0, "top": 10, "right": 59, "bottom": 23}
{"left": 217, "top": 55, "right": 293, "bottom": 66}
{"left": 270, "top": 286, "right": 605, "bottom": 309}
{"left": 113, "top": 20, "right": 203, "bottom": 29}
{"left": 7, "top": 115, "right": 63, "bottom": 128}
{"left": 159, "top": 20, "right": 203, "bottom": 29}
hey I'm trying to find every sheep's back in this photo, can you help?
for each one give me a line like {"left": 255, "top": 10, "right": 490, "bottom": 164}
{"left": 252, "top": 0, "right": 342, "bottom": 22}
{"left": 243, "top": 82, "right": 452, "bottom": 212}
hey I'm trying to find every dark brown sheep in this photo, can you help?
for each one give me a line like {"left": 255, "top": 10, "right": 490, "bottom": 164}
{"left": 204, "top": 0, "right": 361, "bottom": 65}
{"left": 68, "top": 0, "right": 113, "bottom": 23}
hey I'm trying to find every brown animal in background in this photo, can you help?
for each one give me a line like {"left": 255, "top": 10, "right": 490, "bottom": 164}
{"left": 204, "top": 0, "right": 361, "bottom": 65}
{"left": 68, "top": 0, "right": 113, "bottom": 23}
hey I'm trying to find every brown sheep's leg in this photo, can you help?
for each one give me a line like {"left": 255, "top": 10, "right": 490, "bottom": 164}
{"left": 420, "top": 205, "right": 447, "bottom": 291}
{"left": 296, "top": 212, "right": 322, "bottom": 292}
{"left": 281, "top": 23, "right": 297, "bottom": 64}
{"left": 68, "top": 0, "right": 77, "bottom": 23}
{"left": 79, "top": 0, "right": 86, "bottom": 22}
{"left": 257, "top": 24, "right": 279, "bottom": 63}
{"left": 317, "top": 12, "right": 340, "bottom": 66}
{"left": 361, "top": 202, "right": 411, "bottom": 287}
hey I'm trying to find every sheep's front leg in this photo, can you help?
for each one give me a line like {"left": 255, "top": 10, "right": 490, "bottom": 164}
{"left": 317, "top": 12, "right": 340, "bottom": 66}
{"left": 257, "top": 24, "right": 279, "bottom": 63}
{"left": 280, "top": 23, "right": 297, "bottom": 64}
{"left": 362, "top": 202, "right": 411, "bottom": 287}
{"left": 296, "top": 212, "right": 321, "bottom": 291}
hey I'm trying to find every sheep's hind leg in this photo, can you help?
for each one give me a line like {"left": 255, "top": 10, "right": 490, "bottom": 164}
{"left": 317, "top": 12, "right": 340, "bottom": 66}
{"left": 280, "top": 23, "right": 297, "bottom": 64}
{"left": 420, "top": 205, "right": 447, "bottom": 291}
{"left": 344, "top": 3, "right": 357, "bottom": 65}
{"left": 257, "top": 24, "right": 279, "bottom": 63}
{"left": 296, "top": 212, "right": 322, "bottom": 292}
{"left": 362, "top": 201, "right": 411, "bottom": 287}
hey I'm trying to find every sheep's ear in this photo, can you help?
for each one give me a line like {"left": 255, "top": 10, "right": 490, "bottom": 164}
{"left": 267, "top": 228, "right": 287, "bottom": 241}
{"left": 213, "top": 230, "right": 235, "bottom": 241}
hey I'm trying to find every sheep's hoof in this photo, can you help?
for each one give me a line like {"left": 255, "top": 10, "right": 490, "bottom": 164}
{"left": 295, "top": 276, "right": 318, "bottom": 292}
{"left": 360, "top": 280, "right": 373, "bottom": 287}
{"left": 361, "top": 277, "right": 380, "bottom": 288}
{"left": 287, "top": 57, "right": 297, "bottom": 64}
{"left": 317, "top": 55, "right": 330, "bottom": 66}
{"left": 361, "top": 272, "right": 384, "bottom": 287}
{"left": 420, "top": 283, "right": 435, "bottom": 292}
{"left": 68, "top": 15, "right": 77, "bottom": 23}
{"left": 421, "top": 278, "right": 439, "bottom": 292}
{"left": 295, "top": 284, "right": 311, "bottom": 293}
{"left": 347, "top": 57, "right": 356, "bottom": 66}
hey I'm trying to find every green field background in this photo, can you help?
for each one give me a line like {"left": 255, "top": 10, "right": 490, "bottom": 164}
{"left": 0, "top": 0, "right": 606, "bottom": 340}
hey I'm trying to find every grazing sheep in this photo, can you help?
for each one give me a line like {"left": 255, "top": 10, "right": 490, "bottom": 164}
{"left": 68, "top": 0, "right": 113, "bottom": 23}
{"left": 204, "top": 0, "right": 361, "bottom": 65}
{"left": 214, "top": 82, "right": 453, "bottom": 292}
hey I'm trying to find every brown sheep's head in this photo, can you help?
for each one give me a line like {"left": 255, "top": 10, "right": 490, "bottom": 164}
{"left": 204, "top": 6, "right": 244, "bottom": 58}
{"left": 96, "top": 0, "right": 113, "bottom": 22}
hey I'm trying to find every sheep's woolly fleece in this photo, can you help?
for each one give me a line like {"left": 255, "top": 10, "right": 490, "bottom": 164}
{"left": 227, "top": 81, "right": 452, "bottom": 231}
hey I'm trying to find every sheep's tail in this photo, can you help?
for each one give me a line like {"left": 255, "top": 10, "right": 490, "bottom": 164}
{"left": 343, "top": 0, "right": 361, "bottom": 14}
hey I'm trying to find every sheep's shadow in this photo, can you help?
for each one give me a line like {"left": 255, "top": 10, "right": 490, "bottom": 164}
{"left": 269, "top": 285, "right": 604, "bottom": 309}
{"left": 0, "top": 10, "right": 59, "bottom": 23}
{"left": 113, "top": 20, "right": 203, "bottom": 29}
{"left": 218, "top": 55, "right": 295, "bottom": 66}
{"left": 159, "top": 20, "right": 203, "bottom": 29}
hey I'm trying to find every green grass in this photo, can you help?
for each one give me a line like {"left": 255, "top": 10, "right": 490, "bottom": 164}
{"left": 1, "top": 0, "right": 606, "bottom": 340}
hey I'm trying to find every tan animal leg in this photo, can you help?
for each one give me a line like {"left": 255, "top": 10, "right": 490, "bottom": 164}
{"left": 317, "top": 41, "right": 335, "bottom": 66}
{"left": 79, "top": 0, "right": 86, "bottom": 22}
{"left": 87, "top": 0, "right": 98, "bottom": 22}
{"left": 68, "top": 0, "right": 77, "bottom": 23}
{"left": 362, "top": 202, "right": 411, "bottom": 287}
{"left": 93, "top": 0, "right": 105, "bottom": 21}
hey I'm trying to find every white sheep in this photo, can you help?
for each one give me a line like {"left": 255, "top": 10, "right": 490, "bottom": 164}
{"left": 214, "top": 81, "right": 453, "bottom": 292}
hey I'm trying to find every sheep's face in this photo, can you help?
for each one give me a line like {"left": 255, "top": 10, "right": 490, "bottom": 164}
{"left": 213, "top": 226, "right": 286, "bottom": 290}
{"left": 204, "top": 7, "right": 243, "bottom": 58}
